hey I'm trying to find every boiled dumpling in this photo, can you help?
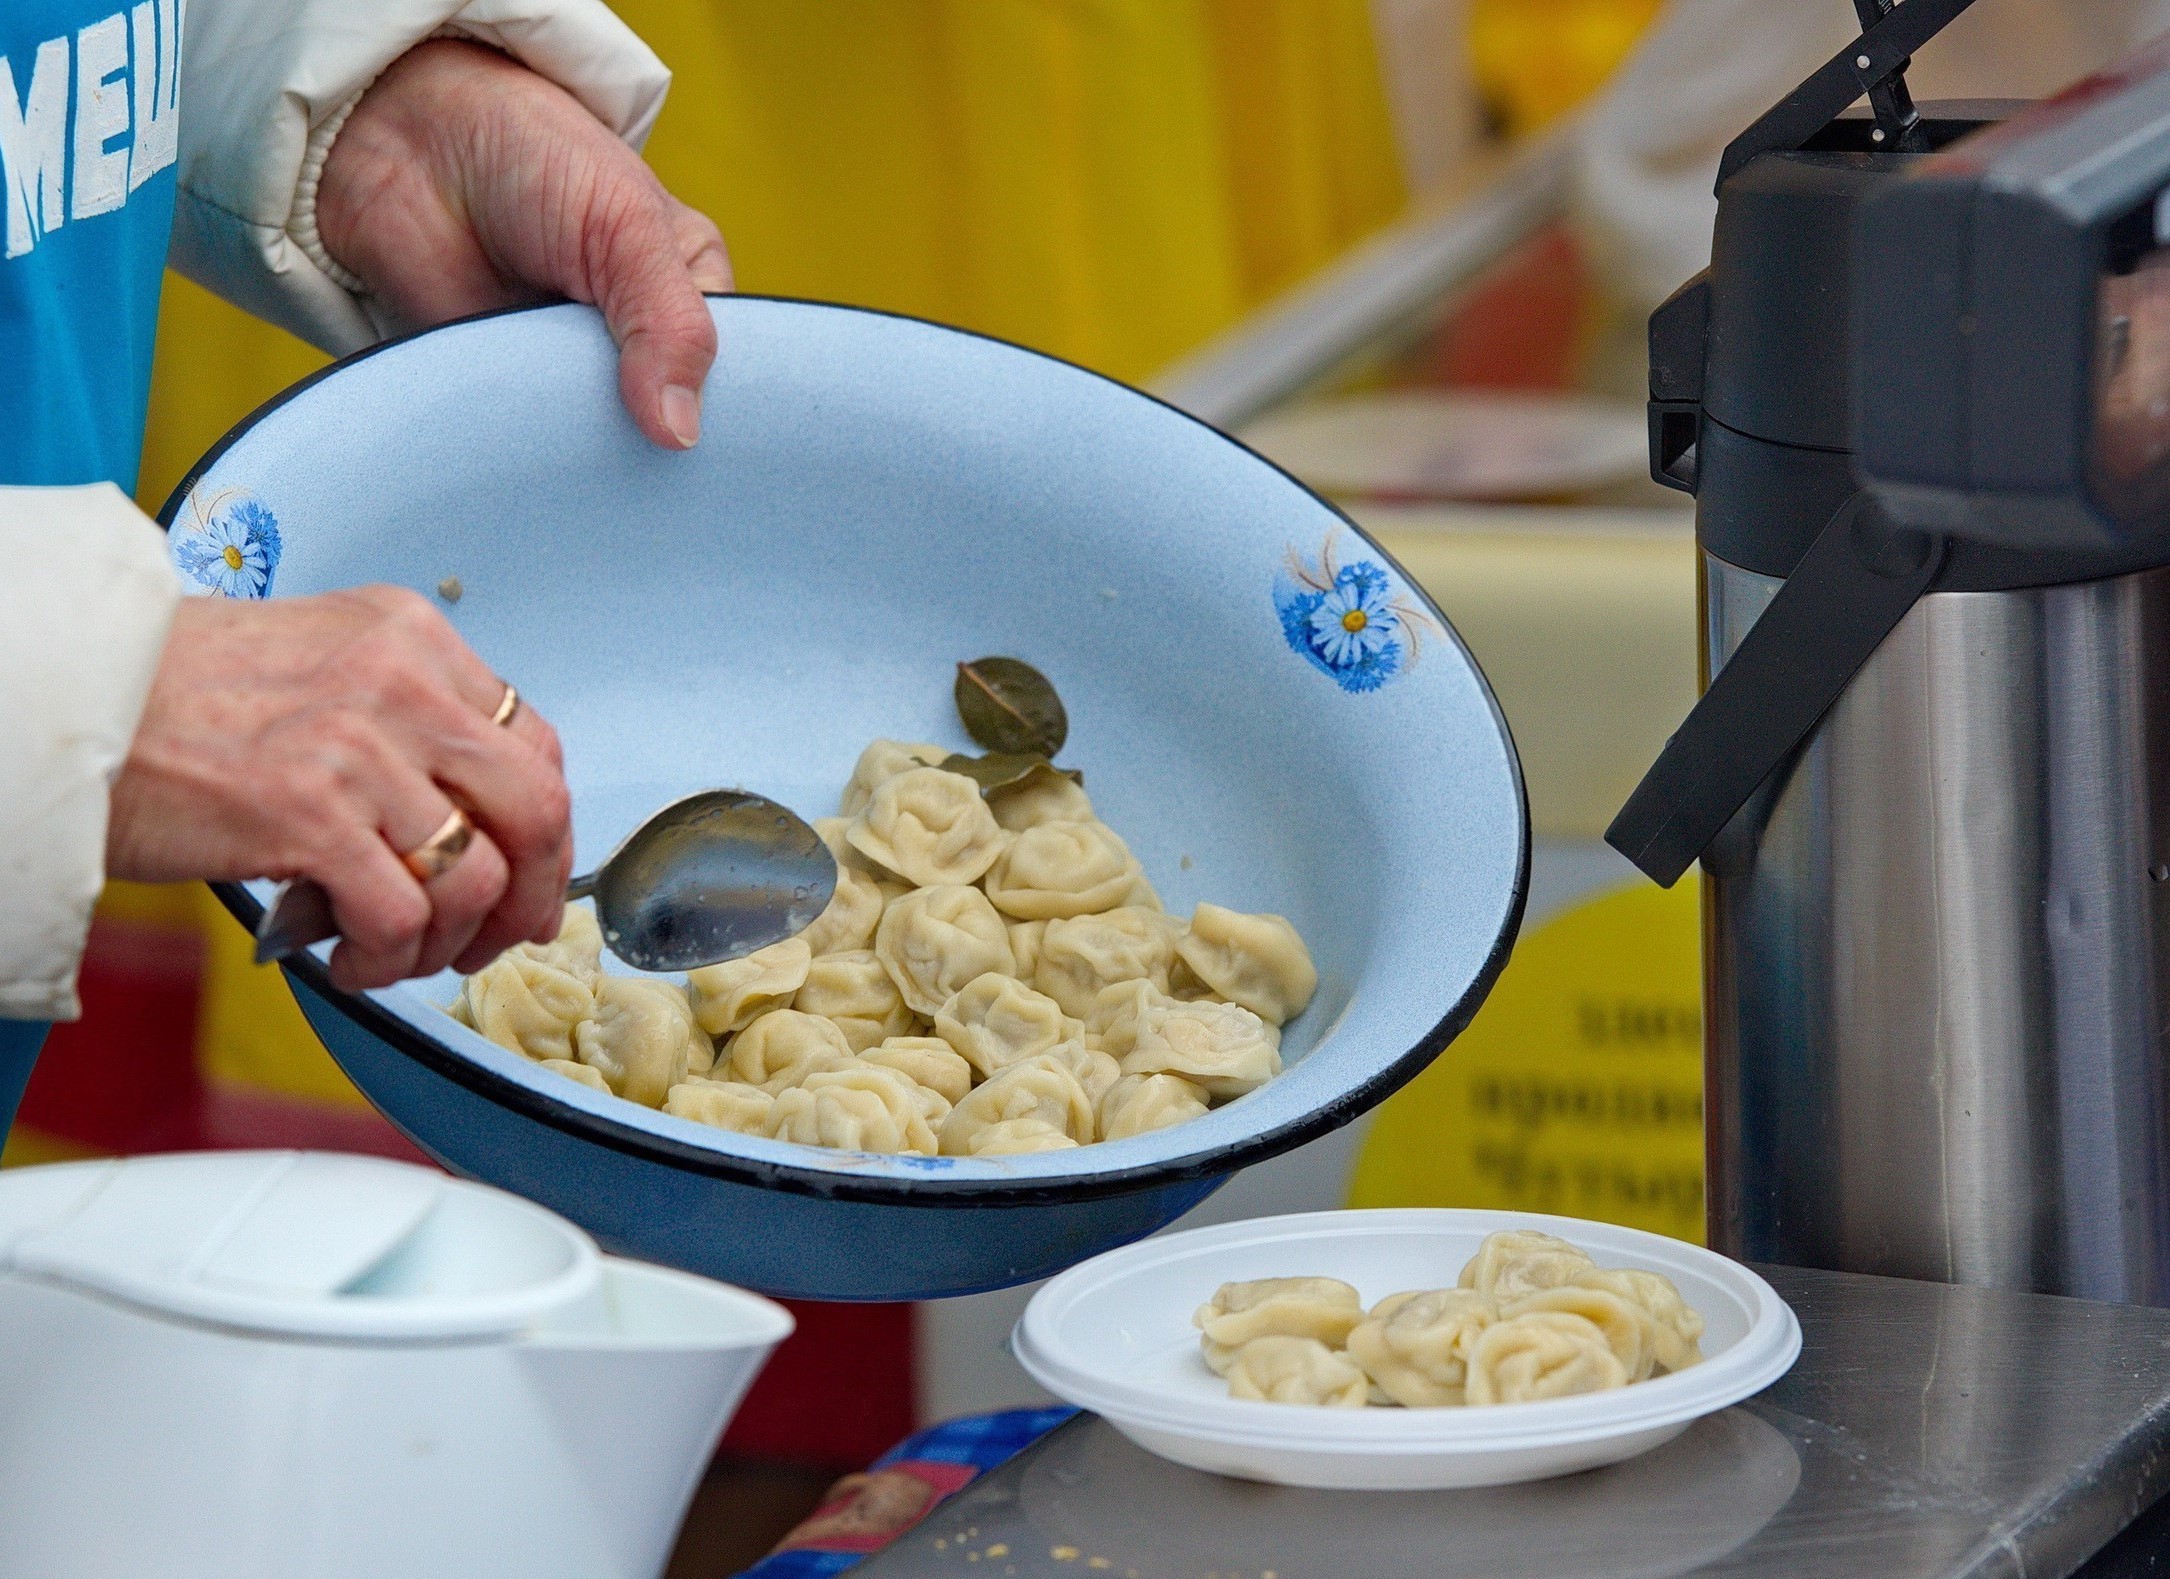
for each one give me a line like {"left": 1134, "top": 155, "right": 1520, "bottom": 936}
{"left": 1097, "top": 1072, "right": 1209, "bottom": 1141}
{"left": 540, "top": 1057, "right": 610, "bottom": 1093}
{"left": 847, "top": 767, "right": 1009, "bottom": 887}
{"left": 1194, "top": 1277, "right": 1363, "bottom": 1374}
{"left": 1120, "top": 999, "right": 1280, "bottom": 1100}
{"left": 1571, "top": 1268, "right": 1704, "bottom": 1373}
{"left": 1502, "top": 1285, "right": 1657, "bottom": 1382}
{"left": 839, "top": 740, "right": 949, "bottom": 817}
{"left": 510, "top": 903, "right": 605, "bottom": 986}
{"left": 1083, "top": 979, "right": 1167, "bottom": 1060}
{"left": 986, "top": 768, "right": 1094, "bottom": 833}
{"left": 962, "top": 1117, "right": 1080, "bottom": 1155}
{"left": 1224, "top": 1336, "right": 1369, "bottom": 1408}
{"left": 875, "top": 885, "right": 1017, "bottom": 1016}
{"left": 861, "top": 1037, "right": 975, "bottom": 1106}
{"left": 724, "top": 1010, "right": 859, "bottom": 1094}
{"left": 573, "top": 976, "right": 709, "bottom": 1107}
{"left": 798, "top": 862, "right": 892, "bottom": 957}
{"left": 1174, "top": 903, "right": 1317, "bottom": 1026}
{"left": 938, "top": 1057, "right": 1096, "bottom": 1156}
{"left": 767, "top": 1064, "right": 939, "bottom": 1155}
{"left": 1007, "top": 919, "right": 1048, "bottom": 982}
{"left": 793, "top": 949, "right": 915, "bottom": 1051}
{"left": 1345, "top": 1289, "right": 1499, "bottom": 1407}
{"left": 1464, "top": 1311, "right": 1628, "bottom": 1405}
{"left": 1458, "top": 1229, "right": 1597, "bottom": 1303}
{"left": 1039, "top": 1039, "right": 1122, "bottom": 1109}
{"left": 687, "top": 937, "right": 812, "bottom": 1038}
{"left": 663, "top": 1078, "right": 776, "bottom": 1135}
{"left": 457, "top": 954, "right": 596, "bottom": 1064}
{"left": 981, "top": 820, "right": 1138, "bottom": 920}
{"left": 933, "top": 972, "right": 1079, "bottom": 1079}
{"left": 1034, "top": 907, "right": 1181, "bottom": 1018}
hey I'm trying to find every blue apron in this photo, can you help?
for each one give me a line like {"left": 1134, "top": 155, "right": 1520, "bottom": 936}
{"left": 1, "top": 0, "right": 187, "bottom": 1134}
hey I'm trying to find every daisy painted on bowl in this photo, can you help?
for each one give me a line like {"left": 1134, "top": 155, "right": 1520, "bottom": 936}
{"left": 171, "top": 486, "right": 284, "bottom": 599}
{"left": 1273, "top": 534, "right": 1436, "bottom": 694}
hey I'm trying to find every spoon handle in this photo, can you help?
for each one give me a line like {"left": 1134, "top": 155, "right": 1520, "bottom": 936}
{"left": 255, "top": 872, "right": 600, "bottom": 965}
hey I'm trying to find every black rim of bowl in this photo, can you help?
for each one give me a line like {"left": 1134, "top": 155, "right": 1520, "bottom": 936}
{"left": 161, "top": 294, "right": 1532, "bottom": 1209}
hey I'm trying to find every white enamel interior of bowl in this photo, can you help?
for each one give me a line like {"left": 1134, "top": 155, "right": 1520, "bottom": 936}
{"left": 193, "top": 299, "right": 1523, "bottom": 1186}
{"left": 1013, "top": 1210, "right": 1801, "bottom": 1458}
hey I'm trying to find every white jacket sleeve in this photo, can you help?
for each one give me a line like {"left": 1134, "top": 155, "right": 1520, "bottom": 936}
{"left": 0, "top": 488, "right": 180, "bottom": 1021}
{"left": 169, "top": 0, "right": 670, "bottom": 354}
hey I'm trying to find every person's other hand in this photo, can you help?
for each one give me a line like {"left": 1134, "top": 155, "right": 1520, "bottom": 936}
{"left": 107, "top": 589, "right": 574, "bottom": 992}
{"left": 314, "top": 38, "right": 730, "bottom": 451}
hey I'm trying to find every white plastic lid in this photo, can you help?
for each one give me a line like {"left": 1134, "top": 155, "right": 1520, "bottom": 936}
{"left": 0, "top": 1151, "right": 599, "bottom": 1341}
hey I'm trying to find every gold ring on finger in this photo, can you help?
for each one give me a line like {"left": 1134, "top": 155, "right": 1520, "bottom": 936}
{"left": 402, "top": 808, "right": 475, "bottom": 884}
{"left": 490, "top": 682, "right": 520, "bottom": 728}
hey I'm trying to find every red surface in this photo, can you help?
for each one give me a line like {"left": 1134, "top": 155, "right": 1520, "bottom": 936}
{"left": 722, "top": 1299, "right": 919, "bottom": 1469}
{"left": 1423, "top": 222, "right": 1589, "bottom": 392}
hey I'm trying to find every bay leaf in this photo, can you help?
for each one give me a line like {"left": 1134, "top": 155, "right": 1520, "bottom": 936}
{"left": 955, "top": 656, "right": 1068, "bottom": 758}
{"left": 938, "top": 753, "right": 1084, "bottom": 797}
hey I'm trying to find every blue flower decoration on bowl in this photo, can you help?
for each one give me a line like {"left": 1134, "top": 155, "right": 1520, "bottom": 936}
{"left": 172, "top": 488, "right": 283, "bottom": 599}
{"left": 1273, "top": 534, "right": 1437, "bottom": 693}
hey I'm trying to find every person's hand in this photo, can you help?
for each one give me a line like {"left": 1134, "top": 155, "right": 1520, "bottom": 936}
{"left": 108, "top": 589, "right": 574, "bottom": 992}
{"left": 314, "top": 38, "right": 731, "bottom": 451}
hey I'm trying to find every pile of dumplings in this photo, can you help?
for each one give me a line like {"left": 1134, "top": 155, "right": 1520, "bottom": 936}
{"left": 449, "top": 738, "right": 1318, "bottom": 1158}
{"left": 1196, "top": 1230, "right": 1704, "bottom": 1408}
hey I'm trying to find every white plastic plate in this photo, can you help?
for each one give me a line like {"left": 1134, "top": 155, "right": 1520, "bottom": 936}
{"left": 1012, "top": 1208, "right": 1802, "bottom": 1491}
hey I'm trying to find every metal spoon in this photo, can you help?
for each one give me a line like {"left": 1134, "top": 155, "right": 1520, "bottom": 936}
{"left": 252, "top": 789, "right": 838, "bottom": 973}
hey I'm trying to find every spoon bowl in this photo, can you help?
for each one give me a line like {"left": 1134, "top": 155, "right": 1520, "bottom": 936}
{"left": 571, "top": 789, "right": 836, "bottom": 972}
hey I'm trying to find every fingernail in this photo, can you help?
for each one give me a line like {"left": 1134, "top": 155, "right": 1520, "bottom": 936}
{"left": 661, "top": 385, "right": 701, "bottom": 449}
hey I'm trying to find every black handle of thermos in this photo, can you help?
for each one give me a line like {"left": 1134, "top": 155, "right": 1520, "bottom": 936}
{"left": 1605, "top": 493, "right": 1945, "bottom": 887}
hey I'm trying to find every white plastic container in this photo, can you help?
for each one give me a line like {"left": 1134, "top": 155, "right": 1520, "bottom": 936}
{"left": 0, "top": 1151, "right": 792, "bottom": 1579}
{"left": 1013, "top": 1208, "right": 1800, "bottom": 1491}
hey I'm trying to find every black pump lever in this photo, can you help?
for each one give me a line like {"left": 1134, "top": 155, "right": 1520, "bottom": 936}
{"left": 1717, "top": 0, "right": 1977, "bottom": 188}
{"left": 1852, "top": 0, "right": 1926, "bottom": 150}
{"left": 1605, "top": 495, "right": 1945, "bottom": 887}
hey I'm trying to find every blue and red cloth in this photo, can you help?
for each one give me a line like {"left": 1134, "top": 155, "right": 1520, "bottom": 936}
{"left": 740, "top": 1408, "right": 1077, "bottom": 1579}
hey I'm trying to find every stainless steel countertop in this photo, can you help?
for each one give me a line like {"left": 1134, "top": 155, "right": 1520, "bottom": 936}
{"left": 855, "top": 1265, "right": 2170, "bottom": 1579}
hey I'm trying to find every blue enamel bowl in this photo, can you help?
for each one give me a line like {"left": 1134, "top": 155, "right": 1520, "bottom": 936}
{"left": 163, "top": 298, "right": 1527, "bottom": 1301}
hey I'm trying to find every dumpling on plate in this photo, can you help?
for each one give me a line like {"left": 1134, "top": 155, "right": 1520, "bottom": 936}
{"left": 1173, "top": 903, "right": 1317, "bottom": 1026}
{"left": 847, "top": 767, "right": 1009, "bottom": 887}
{"left": 687, "top": 937, "right": 811, "bottom": 1037}
{"left": 1457, "top": 1229, "right": 1597, "bottom": 1304}
{"left": 1345, "top": 1289, "right": 1498, "bottom": 1408}
{"left": 1503, "top": 1285, "right": 1657, "bottom": 1382}
{"left": 1224, "top": 1336, "right": 1369, "bottom": 1408}
{"left": 1571, "top": 1268, "right": 1704, "bottom": 1374}
{"left": 1464, "top": 1311, "right": 1628, "bottom": 1405}
{"left": 1193, "top": 1277, "right": 1363, "bottom": 1374}
{"left": 573, "top": 975, "right": 710, "bottom": 1107}
{"left": 875, "top": 885, "right": 1017, "bottom": 1016}
{"left": 981, "top": 820, "right": 1138, "bottom": 920}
